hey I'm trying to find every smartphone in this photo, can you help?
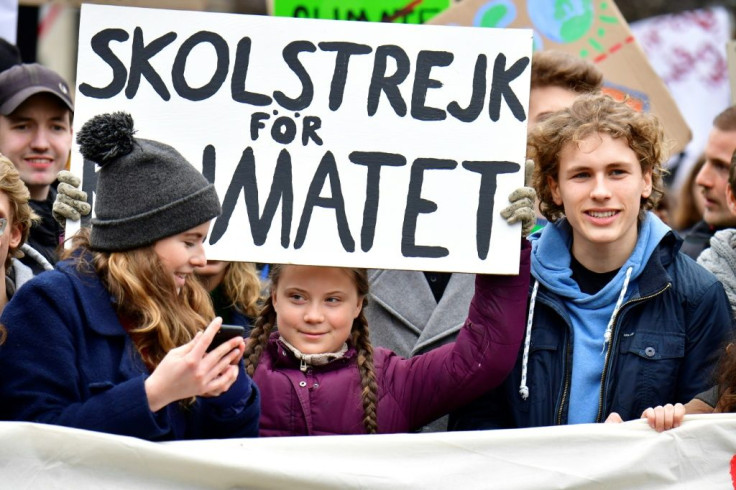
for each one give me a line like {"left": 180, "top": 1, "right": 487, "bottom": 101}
{"left": 206, "top": 324, "right": 246, "bottom": 352}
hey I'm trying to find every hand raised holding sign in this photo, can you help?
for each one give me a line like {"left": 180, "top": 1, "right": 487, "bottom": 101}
{"left": 500, "top": 159, "right": 536, "bottom": 238}
{"left": 53, "top": 170, "right": 91, "bottom": 226}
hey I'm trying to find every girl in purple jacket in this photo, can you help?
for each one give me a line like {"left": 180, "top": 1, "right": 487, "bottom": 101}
{"left": 245, "top": 249, "right": 531, "bottom": 436}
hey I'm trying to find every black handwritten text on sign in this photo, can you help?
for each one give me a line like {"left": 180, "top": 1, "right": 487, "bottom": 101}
{"left": 74, "top": 6, "right": 532, "bottom": 273}
{"left": 79, "top": 29, "right": 529, "bottom": 124}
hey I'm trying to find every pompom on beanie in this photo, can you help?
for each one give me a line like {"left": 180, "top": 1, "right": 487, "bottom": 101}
{"left": 77, "top": 112, "right": 221, "bottom": 251}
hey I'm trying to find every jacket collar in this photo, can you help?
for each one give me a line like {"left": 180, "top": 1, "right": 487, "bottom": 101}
{"left": 6, "top": 258, "right": 33, "bottom": 299}
{"left": 368, "top": 269, "right": 473, "bottom": 351}
{"left": 533, "top": 230, "right": 679, "bottom": 306}
{"left": 266, "top": 332, "right": 356, "bottom": 370}
{"left": 57, "top": 255, "right": 127, "bottom": 337}
{"left": 636, "top": 231, "right": 678, "bottom": 297}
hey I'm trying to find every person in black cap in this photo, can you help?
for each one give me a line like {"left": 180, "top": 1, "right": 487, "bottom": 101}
{"left": 0, "top": 63, "right": 75, "bottom": 273}
{"left": 0, "top": 112, "right": 260, "bottom": 441}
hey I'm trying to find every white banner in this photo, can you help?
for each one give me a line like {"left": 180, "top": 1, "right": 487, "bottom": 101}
{"left": 72, "top": 4, "right": 531, "bottom": 274}
{"left": 3, "top": 416, "right": 736, "bottom": 488}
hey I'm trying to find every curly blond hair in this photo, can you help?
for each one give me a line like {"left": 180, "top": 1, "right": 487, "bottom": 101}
{"left": 0, "top": 154, "right": 38, "bottom": 268}
{"left": 528, "top": 93, "right": 668, "bottom": 223}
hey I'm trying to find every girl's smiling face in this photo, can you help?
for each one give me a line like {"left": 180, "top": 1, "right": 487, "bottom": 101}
{"left": 272, "top": 265, "right": 363, "bottom": 354}
{"left": 153, "top": 221, "right": 210, "bottom": 294}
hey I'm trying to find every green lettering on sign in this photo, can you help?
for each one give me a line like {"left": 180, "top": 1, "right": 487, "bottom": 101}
{"left": 272, "top": 0, "right": 451, "bottom": 24}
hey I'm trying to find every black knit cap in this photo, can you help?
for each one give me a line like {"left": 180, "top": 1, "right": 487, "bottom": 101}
{"left": 77, "top": 112, "right": 221, "bottom": 251}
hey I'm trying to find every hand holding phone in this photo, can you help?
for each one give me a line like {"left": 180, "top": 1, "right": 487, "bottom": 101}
{"left": 206, "top": 324, "right": 246, "bottom": 352}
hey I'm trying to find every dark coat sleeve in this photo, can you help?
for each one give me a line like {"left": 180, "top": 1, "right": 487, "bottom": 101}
{"left": 677, "top": 278, "right": 732, "bottom": 402}
{"left": 693, "top": 386, "right": 718, "bottom": 408}
{"left": 0, "top": 269, "right": 260, "bottom": 440}
{"left": 0, "top": 272, "right": 168, "bottom": 438}
{"left": 190, "top": 365, "right": 261, "bottom": 439}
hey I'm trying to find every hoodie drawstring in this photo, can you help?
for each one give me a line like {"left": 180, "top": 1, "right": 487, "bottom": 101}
{"left": 519, "top": 280, "right": 539, "bottom": 400}
{"left": 602, "top": 266, "right": 632, "bottom": 352}
{"left": 518, "top": 266, "right": 633, "bottom": 401}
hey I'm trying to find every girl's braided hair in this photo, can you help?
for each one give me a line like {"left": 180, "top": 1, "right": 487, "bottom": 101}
{"left": 244, "top": 265, "right": 378, "bottom": 433}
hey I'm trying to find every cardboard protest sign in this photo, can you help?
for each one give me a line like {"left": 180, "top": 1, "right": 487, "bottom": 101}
{"left": 268, "top": 0, "right": 451, "bottom": 24}
{"left": 428, "top": 0, "right": 691, "bottom": 155}
{"left": 73, "top": 4, "right": 531, "bottom": 274}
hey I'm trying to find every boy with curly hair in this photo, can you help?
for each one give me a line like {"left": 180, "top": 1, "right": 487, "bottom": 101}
{"left": 451, "top": 93, "right": 732, "bottom": 428}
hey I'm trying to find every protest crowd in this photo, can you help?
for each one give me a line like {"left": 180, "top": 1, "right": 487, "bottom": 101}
{"left": 3, "top": 0, "right": 736, "bottom": 487}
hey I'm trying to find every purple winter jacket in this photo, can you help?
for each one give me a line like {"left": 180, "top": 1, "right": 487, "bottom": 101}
{"left": 255, "top": 241, "right": 531, "bottom": 436}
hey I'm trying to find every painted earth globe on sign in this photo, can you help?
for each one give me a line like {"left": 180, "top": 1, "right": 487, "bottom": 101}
{"left": 527, "top": 0, "right": 594, "bottom": 43}
{"left": 473, "top": 0, "right": 517, "bottom": 28}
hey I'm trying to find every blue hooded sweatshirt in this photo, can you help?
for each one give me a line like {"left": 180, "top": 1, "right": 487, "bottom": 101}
{"left": 528, "top": 212, "right": 670, "bottom": 424}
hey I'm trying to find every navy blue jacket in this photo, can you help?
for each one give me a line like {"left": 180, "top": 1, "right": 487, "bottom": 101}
{"left": 0, "top": 258, "right": 260, "bottom": 440}
{"left": 450, "top": 233, "right": 733, "bottom": 429}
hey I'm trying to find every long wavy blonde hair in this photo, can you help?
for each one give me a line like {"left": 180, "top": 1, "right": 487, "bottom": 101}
{"left": 220, "top": 262, "right": 262, "bottom": 318}
{"left": 64, "top": 229, "right": 214, "bottom": 369}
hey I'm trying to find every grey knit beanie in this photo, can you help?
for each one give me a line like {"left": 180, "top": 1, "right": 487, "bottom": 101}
{"left": 77, "top": 112, "right": 221, "bottom": 251}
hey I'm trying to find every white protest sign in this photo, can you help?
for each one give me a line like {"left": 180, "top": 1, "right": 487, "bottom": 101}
{"left": 73, "top": 4, "right": 531, "bottom": 274}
